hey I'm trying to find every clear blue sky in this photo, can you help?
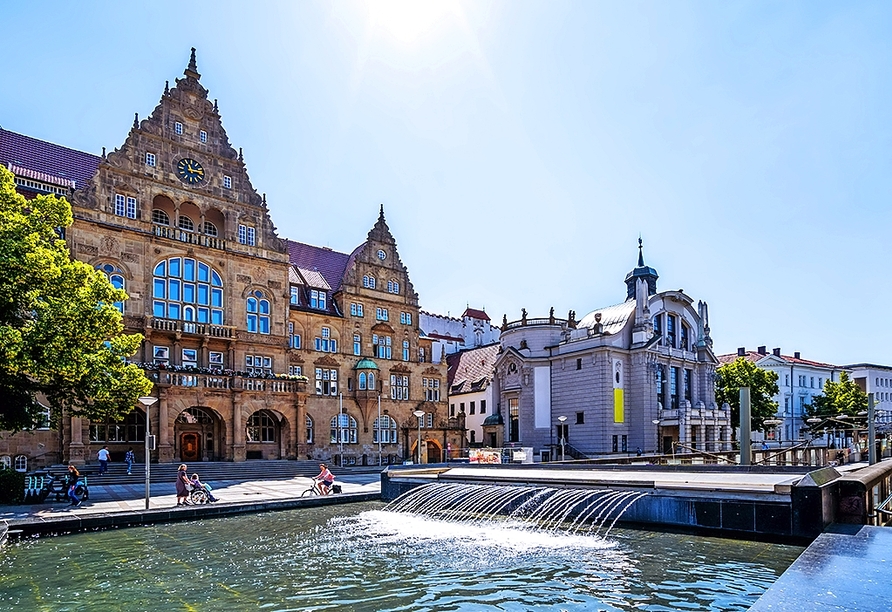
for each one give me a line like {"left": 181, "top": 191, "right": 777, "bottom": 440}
{"left": 2, "top": 1, "right": 890, "bottom": 366}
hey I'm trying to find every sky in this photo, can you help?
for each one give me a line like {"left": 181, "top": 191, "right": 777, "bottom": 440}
{"left": 1, "top": 1, "right": 890, "bottom": 366}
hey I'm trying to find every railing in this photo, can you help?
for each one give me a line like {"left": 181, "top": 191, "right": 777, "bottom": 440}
{"left": 150, "top": 317, "right": 237, "bottom": 338}
{"left": 836, "top": 460, "right": 892, "bottom": 526}
{"left": 503, "top": 317, "right": 567, "bottom": 330}
{"left": 153, "top": 224, "right": 226, "bottom": 251}
{"left": 146, "top": 370, "right": 306, "bottom": 394}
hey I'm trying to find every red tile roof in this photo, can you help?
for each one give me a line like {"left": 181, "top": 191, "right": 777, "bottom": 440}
{"left": 0, "top": 128, "right": 99, "bottom": 190}
{"left": 286, "top": 239, "right": 357, "bottom": 292}
{"left": 462, "top": 307, "right": 490, "bottom": 321}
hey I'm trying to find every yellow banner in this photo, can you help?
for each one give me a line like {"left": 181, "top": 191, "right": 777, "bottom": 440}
{"left": 614, "top": 388, "right": 624, "bottom": 423}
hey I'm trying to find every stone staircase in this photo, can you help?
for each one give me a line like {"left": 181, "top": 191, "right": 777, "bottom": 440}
{"left": 43, "top": 460, "right": 383, "bottom": 486}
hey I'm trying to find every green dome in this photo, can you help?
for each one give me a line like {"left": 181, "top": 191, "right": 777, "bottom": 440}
{"left": 482, "top": 413, "right": 503, "bottom": 426}
{"left": 354, "top": 358, "right": 379, "bottom": 370}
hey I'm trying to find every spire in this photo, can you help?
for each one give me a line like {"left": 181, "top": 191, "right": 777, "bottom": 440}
{"left": 184, "top": 47, "right": 201, "bottom": 80}
{"left": 624, "top": 236, "right": 659, "bottom": 301}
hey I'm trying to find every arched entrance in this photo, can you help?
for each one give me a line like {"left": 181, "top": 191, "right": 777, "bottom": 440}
{"left": 425, "top": 439, "right": 442, "bottom": 463}
{"left": 246, "top": 409, "right": 285, "bottom": 460}
{"left": 175, "top": 407, "right": 219, "bottom": 462}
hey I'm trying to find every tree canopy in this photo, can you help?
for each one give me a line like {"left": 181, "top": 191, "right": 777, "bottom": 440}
{"left": 0, "top": 166, "right": 152, "bottom": 431}
{"left": 804, "top": 372, "right": 868, "bottom": 430}
{"left": 715, "top": 357, "right": 779, "bottom": 433}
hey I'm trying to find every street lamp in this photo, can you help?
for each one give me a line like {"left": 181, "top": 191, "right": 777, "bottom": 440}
{"left": 413, "top": 410, "right": 425, "bottom": 464}
{"left": 138, "top": 396, "right": 158, "bottom": 510}
{"left": 558, "top": 416, "right": 567, "bottom": 461}
{"left": 652, "top": 419, "right": 661, "bottom": 454}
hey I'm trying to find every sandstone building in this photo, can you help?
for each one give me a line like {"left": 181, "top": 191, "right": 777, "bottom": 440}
{"left": 0, "top": 50, "right": 452, "bottom": 469}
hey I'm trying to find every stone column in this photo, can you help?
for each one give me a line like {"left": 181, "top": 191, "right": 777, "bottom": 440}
{"left": 68, "top": 416, "right": 86, "bottom": 465}
{"left": 158, "top": 391, "right": 174, "bottom": 463}
{"left": 231, "top": 392, "right": 245, "bottom": 462}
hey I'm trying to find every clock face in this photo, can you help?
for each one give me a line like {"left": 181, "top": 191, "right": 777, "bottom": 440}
{"left": 176, "top": 158, "right": 205, "bottom": 185}
{"left": 377, "top": 249, "right": 386, "bottom": 260}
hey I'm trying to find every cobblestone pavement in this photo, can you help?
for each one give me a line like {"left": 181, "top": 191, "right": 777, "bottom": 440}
{"left": 0, "top": 473, "right": 382, "bottom": 521}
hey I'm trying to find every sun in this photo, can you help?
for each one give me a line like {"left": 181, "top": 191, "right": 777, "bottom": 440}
{"left": 366, "top": 0, "right": 462, "bottom": 44}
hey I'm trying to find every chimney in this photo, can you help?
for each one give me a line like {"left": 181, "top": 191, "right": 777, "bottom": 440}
{"left": 773, "top": 348, "right": 781, "bottom": 357}
{"left": 737, "top": 347, "right": 746, "bottom": 357}
{"left": 794, "top": 351, "right": 801, "bottom": 359}
{"left": 757, "top": 346, "right": 767, "bottom": 355}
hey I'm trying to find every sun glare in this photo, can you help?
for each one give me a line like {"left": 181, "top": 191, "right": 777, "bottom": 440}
{"left": 367, "top": 0, "right": 461, "bottom": 44}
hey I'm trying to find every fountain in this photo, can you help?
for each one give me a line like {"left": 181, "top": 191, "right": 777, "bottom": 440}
{"left": 386, "top": 482, "right": 647, "bottom": 537}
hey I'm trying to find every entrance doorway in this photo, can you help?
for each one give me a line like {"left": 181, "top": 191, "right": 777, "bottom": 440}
{"left": 180, "top": 432, "right": 200, "bottom": 462}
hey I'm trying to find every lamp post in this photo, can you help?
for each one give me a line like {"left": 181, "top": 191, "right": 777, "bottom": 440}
{"left": 138, "top": 396, "right": 158, "bottom": 510}
{"left": 377, "top": 394, "right": 382, "bottom": 467}
{"left": 558, "top": 416, "right": 567, "bottom": 461}
{"left": 338, "top": 393, "right": 344, "bottom": 467}
{"left": 652, "top": 419, "right": 661, "bottom": 455}
{"left": 413, "top": 410, "right": 425, "bottom": 464}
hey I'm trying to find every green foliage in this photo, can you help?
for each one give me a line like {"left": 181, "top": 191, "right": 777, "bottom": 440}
{"left": 0, "top": 467, "right": 25, "bottom": 504}
{"left": 804, "top": 372, "right": 868, "bottom": 428}
{"left": 715, "top": 358, "right": 779, "bottom": 433}
{"left": 0, "top": 166, "right": 153, "bottom": 431}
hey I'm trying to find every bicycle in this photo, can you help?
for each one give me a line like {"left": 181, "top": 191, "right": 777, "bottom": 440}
{"left": 301, "top": 478, "right": 339, "bottom": 497}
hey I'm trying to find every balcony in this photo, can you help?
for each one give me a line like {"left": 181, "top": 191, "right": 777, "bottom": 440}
{"left": 150, "top": 317, "right": 237, "bottom": 338}
{"left": 142, "top": 367, "right": 307, "bottom": 394}
{"left": 153, "top": 224, "right": 226, "bottom": 251}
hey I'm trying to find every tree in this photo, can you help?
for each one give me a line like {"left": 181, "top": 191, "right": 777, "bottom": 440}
{"left": 804, "top": 372, "right": 868, "bottom": 430}
{"left": 0, "top": 166, "right": 152, "bottom": 431}
{"left": 715, "top": 357, "right": 779, "bottom": 433}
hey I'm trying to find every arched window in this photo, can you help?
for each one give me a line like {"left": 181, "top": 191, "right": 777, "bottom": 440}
{"left": 0, "top": 456, "right": 10, "bottom": 470}
{"left": 153, "top": 257, "right": 224, "bottom": 325}
{"left": 306, "top": 415, "right": 314, "bottom": 445}
{"left": 373, "top": 415, "right": 398, "bottom": 444}
{"left": 363, "top": 275, "right": 376, "bottom": 289}
{"left": 359, "top": 372, "right": 367, "bottom": 390}
{"left": 96, "top": 263, "right": 127, "bottom": 313}
{"left": 90, "top": 410, "right": 146, "bottom": 443}
{"left": 14, "top": 455, "right": 28, "bottom": 472}
{"left": 368, "top": 372, "right": 376, "bottom": 391}
{"left": 152, "top": 209, "right": 170, "bottom": 225}
{"left": 176, "top": 407, "right": 214, "bottom": 425}
{"left": 246, "top": 411, "right": 276, "bottom": 443}
{"left": 387, "top": 280, "right": 400, "bottom": 294}
{"left": 178, "top": 215, "right": 195, "bottom": 232}
{"left": 203, "top": 221, "right": 218, "bottom": 236}
{"left": 247, "top": 291, "right": 271, "bottom": 334}
{"left": 330, "top": 413, "right": 357, "bottom": 444}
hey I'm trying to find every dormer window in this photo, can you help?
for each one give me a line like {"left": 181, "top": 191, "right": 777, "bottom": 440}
{"left": 310, "top": 290, "right": 326, "bottom": 310}
{"left": 174, "top": 122, "right": 183, "bottom": 135}
{"left": 290, "top": 286, "right": 300, "bottom": 305}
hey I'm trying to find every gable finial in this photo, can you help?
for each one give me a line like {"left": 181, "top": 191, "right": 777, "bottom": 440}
{"left": 102, "top": 146, "right": 106, "bottom": 158}
{"left": 637, "top": 235, "right": 645, "bottom": 267}
{"left": 185, "top": 47, "right": 201, "bottom": 80}
{"left": 164, "top": 80, "right": 169, "bottom": 95}
{"left": 214, "top": 98, "right": 218, "bottom": 112}
{"left": 133, "top": 113, "right": 139, "bottom": 130}
{"left": 238, "top": 147, "right": 244, "bottom": 162}
{"left": 379, "top": 203, "right": 385, "bottom": 221}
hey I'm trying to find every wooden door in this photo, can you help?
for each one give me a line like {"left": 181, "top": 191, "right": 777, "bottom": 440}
{"left": 180, "top": 432, "right": 200, "bottom": 462}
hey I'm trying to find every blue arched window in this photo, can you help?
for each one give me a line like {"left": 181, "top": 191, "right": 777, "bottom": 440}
{"left": 359, "top": 372, "right": 367, "bottom": 390}
{"left": 153, "top": 257, "right": 224, "bottom": 324}
{"left": 247, "top": 290, "right": 271, "bottom": 334}
{"left": 96, "top": 263, "right": 126, "bottom": 313}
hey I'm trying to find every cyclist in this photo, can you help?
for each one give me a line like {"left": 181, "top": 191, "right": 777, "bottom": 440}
{"left": 313, "top": 463, "right": 335, "bottom": 495}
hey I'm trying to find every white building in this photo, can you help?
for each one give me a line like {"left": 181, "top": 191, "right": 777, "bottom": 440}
{"left": 842, "top": 363, "right": 892, "bottom": 428}
{"left": 717, "top": 347, "right": 845, "bottom": 442}
{"left": 420, "top": 307, "right": 501, "bottom": 363}
{"left": 446, "top": 343, "right": 500, "bottom": 447}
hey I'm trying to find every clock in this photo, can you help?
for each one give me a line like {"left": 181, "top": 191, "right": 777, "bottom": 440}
{"left": 176, "top": 158, "right": 205, "bottom": 185}
{"left": 377, "top": 249, "right": 386, "bottom": 260}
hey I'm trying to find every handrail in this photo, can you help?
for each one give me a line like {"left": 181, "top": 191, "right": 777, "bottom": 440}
{"left": 672, "top": 442, "right": 737, "bottom": 464}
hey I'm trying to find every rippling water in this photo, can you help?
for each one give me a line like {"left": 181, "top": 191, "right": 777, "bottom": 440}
{"left": 0, "top": 502, "right": 802, "bottom": 611}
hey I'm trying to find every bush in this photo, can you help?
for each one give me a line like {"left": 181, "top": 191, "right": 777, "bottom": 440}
{"left": 0, "top": 468, "right": 26, "bottom": 504}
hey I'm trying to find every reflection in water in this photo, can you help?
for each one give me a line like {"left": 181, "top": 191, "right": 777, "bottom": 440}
{"left": 0, "top": 502, "right": 802, "bottom": 611}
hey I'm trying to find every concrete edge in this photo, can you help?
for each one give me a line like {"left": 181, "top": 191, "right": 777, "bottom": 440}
{"left": 3, "top": 492, "right": 381, "bottom": 541}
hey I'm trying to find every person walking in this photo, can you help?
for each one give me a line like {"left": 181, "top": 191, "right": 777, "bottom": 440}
{"left": 65, "top": 465, "right": 82, "bottom": 507}
{"left": 176, "top": 464, "right": 190, "bottom": 506}
{"left": 97, "top": 445, "right": 110, "bottom": 475}
{"left": 125, "top": 447, "right": 135, "bottom": 475}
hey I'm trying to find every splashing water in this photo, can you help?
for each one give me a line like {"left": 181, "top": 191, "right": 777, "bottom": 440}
{"left": 385, "top": 483, "right": 647, "bottom": 538}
